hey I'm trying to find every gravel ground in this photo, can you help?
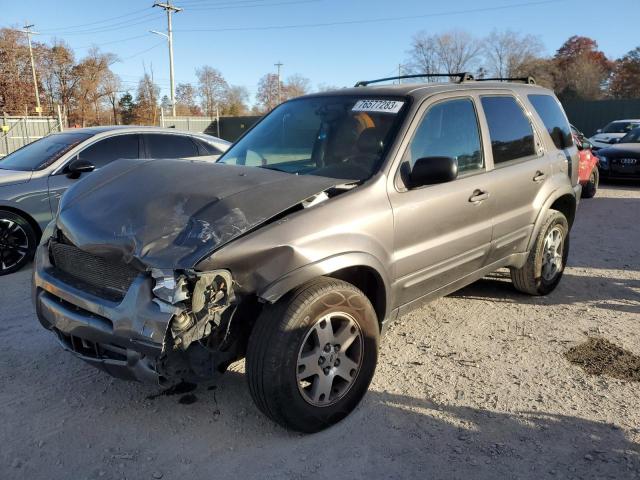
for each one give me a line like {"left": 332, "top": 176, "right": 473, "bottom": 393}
{"left": 1, "top": 183, "right": 639, "bottom": 480}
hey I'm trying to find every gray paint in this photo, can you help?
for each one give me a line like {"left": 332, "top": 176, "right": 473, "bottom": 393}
{"left": 33, "top": 81, "right": 580, "bottom": 383}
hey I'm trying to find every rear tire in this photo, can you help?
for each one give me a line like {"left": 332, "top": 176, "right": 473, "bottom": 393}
{"left": 246, "top": 277, "right": 379, "bottom": 433}
{"left": 581, "top": 168, "right": 598, "bottom": 198}
{"left": 510, "top": 209, "right": 569, "bottom": 296}
{"left": 0, "top": 210, "right": 37, "bottom": 276}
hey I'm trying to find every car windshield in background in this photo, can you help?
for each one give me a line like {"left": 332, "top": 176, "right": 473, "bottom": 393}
{"left": 620, "top": 128, "right": 640, "bottom": 144}
{"left": 603, "top": 121, "right": 640, "bottom": 134}
{"left": 0, "top": 132, "right": 92, "bottom": 171}
{"left": 218, "top": 96, "right": 407, "bottom": 181}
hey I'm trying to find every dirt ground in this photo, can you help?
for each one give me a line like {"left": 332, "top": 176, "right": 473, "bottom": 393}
{"left": 1, "top": 183, "right": 639, "bottom": 480}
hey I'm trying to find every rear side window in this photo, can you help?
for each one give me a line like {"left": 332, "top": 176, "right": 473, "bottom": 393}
{"left": 145, "top": 134, "right": 198, "bottom": 158}
{"left": 406, "top": 98, "right": 484, "bottom": 174}
{"left": 528, "top": 94, "right": 573, "bottom": 150}
{"left": 194, "top": 138, "right": 222, "bottom": 155}
{"left": 481, "top": 96, "right": 536, "bottom": 164}
{"left": 78, "top": 134, "right": 139, "bottom": 168}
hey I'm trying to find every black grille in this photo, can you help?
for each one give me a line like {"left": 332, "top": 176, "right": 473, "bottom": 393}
{"left": 49, "top": 241, "right": 140, "bottom": 301}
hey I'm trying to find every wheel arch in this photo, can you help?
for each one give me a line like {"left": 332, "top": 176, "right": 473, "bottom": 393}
{"left": 258, "top": 252, "right": 392, "bottom": 329}
{"left": 526, "top": 188, "right": 576, "bottom": 253}
{"left": 0, "top": 205, "right": 43, "bottom": 241}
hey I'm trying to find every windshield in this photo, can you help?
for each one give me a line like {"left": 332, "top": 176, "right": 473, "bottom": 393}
{"left": 620, "top": 128, "right": 640, "bottom": 144}
{"left": 0, "top": 132, "right": 92, "bottom": 171}
{"left": 218, "top": 96, "right": 407, "bottom": 181}
{"left": 603, "top": 121, "right": 640, "bottom": 134}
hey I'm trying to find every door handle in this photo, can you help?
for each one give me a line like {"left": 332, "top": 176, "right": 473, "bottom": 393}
{"left": 533, "top": 171, "right": 547, "bottom": 182}
{"left": 468, "top": 189, "right": 489, "bottom": 204}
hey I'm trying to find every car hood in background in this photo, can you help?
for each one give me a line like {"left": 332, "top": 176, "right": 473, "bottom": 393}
{"left": 56, "top": 159, "right": 344, "bottom": 269}
{"left": 0, "top": 169, "right": 33, "bottom": 187}
{"left": 597, "top": 144, "right": 640, "bottom": 157}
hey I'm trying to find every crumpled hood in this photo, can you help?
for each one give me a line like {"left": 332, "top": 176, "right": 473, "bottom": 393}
{"left": 0, "top": 168, "right": 33, "bottom": 187}
{"left": 56, "top": 159, "right": 344, "bottom": 269}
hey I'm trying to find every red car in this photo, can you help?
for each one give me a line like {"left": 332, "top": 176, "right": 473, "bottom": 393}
{"left": 572, "top": 125, "right": 599, "bottom": 198}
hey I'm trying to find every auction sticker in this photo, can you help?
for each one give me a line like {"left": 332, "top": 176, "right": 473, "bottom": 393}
{"left": 352, "top": 99, "right": 404, "bottom": 114}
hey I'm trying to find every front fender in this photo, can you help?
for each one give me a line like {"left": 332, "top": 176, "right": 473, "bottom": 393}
{"left": 258, "top": 251, "right": 392, "bottom": 316}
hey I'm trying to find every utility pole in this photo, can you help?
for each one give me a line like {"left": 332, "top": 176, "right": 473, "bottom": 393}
{"left": 19, "top": 24, "right": 42, "bottom": 116}
{"left": 152, "top": 1, "right": 182, "bottom": 117}
{"left": 275, "top": 61, "right": 283, "bottom": 105}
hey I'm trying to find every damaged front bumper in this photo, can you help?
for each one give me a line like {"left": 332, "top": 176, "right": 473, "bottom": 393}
{"left": 33, "top": 243, "right": 238, "bottom": 385}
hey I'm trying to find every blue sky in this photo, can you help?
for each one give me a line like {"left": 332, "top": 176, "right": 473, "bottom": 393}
{"left": 4, "top": 0, "right": 639, "bottom": 103}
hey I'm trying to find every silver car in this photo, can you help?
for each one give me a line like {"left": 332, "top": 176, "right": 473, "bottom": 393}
{"left": 34, "top": 76, "right": 581, "bottom": 432}
{"left": 0, "top": 126, "right": 229, "bottom": 275}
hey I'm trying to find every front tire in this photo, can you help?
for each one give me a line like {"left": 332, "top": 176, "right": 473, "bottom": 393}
{"left": 246, "top": 277, "right": 379, "bottom": 433}
{"left": 581, "top": 168, "right": 598, "bottom": 198}
{"left": 510, "top": 209, "right": 569, "bottom": 295}
{"left": 0, "top": 210, "right": 37, "bottom": 276}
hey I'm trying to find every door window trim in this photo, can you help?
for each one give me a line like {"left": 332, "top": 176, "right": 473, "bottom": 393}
{"left": 477, "top": 93, "right": 544, "bottom": 169}
{"left": 393, "top": 94, "right": 486, "bottom": 192}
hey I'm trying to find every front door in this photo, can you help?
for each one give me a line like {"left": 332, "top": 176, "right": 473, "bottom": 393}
{"left": 389, "top": 96, "right": 494, "bottom": 306}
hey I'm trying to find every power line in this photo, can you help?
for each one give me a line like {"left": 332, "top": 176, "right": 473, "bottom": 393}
{"left": 121, "top": 41, "right": 166, "bottom": 61}
{"left": 38, "top": 13, "right": 163, "bottom": 36}
{"left": 186, "top": 0, "right": 319, "bottom": 11}
{"left": 175, "top": 0, "right": 563, "bottom": 33}
{"left": 36, "top": 7, "right": 150, "bottom": 31}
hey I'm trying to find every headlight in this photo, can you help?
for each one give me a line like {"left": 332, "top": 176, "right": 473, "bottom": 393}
{"left": 151, "top": 269, "right": 189, "bottom": 304}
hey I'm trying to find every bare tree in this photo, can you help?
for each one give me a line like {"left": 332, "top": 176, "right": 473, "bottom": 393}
{"left": 221, "top": 85, "right": 249, "bottom": 116}
{"left": 283, "top": 74, "right": 311, "bottom": 99}
{"left": 175, "top": 82, "right": 200, "bottom": 115}
{"left": 484, "top": 30, "right": 544, "bottom": 78}
{"left": 134, "top": 67, "right": 160, "bottom": 125}
{"left": 39, "top": 41, "right": 79, "bottom": 121}
{"left": 75, "top": 47, "right": 118, "bottom": 126}
{"left": 196, "top": 66, "right": 228, "bottom": 117}
{"left": 407, "top": 30, "right": 483, "bottom": 77}
{"left": 101, "top": 70, "right": 121, "bottom": 124}
{"left": 255, "top": 73, "right": 281, "bottom": 113}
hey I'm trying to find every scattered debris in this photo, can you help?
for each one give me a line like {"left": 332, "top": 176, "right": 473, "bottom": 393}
{"left": 565, "top": 338, "right": 640, "bottom": 382}
{"left": 146, "top": 381, "right": 197, "bottom": 400}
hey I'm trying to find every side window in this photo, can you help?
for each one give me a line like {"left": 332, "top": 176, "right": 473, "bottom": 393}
{"left": 405, "top": 98, "right": 483, "bottom": 174}
{"left": 77, "top": 134, "right": 139, "bottom": 168}
{"left": 145, "top": 134, "right": 199, "bottom": 158}
{"left": 528, "top": 94, "right": 573, "bottom": 150}
{"left": 194, "top": 139, "right": 222, "bottom": 156}
{"left": 481, "top": 96, "right": 536, "bottom": 164}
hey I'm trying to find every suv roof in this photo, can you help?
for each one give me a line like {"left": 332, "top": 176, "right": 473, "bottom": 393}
{"left": 304, "top": 80, "right": 548, "bottom": 103}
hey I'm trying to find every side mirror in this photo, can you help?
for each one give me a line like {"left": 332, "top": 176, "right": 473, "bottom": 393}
{"left": 609, "top": 138, "right": 620, "bottom": 144}
{"left": 66, "top": 157, "right": 95, "bottom": 179}
{"left": 409, "top": 156, "right": 458, "bottom": 188}
{"left": 582, "top": 141, "right": 591, "bottom": 150}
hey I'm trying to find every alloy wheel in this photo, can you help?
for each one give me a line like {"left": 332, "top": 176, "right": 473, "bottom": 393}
{"left": 541, "top": 226, "right": 564, "bottom": 282}
{"left": 296, "top": 312, "right": 363, "bottom": 407}
{"left": 0, "top": 219, "right": 30, "bottom": 272}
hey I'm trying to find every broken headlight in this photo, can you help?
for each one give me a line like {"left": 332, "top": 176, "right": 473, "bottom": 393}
{"left": 151, "top": 269, "right": 234, "bottom": 350}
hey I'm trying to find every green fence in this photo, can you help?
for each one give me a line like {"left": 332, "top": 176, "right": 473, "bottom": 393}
{"left": 160, "top": 115, "right": 261, "bottom": 142}
{"left": 562, "top": 99, "right": 640, "bottom": 137}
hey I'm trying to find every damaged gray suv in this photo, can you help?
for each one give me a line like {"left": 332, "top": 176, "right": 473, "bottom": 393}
{"left": 34, "top": 74, "right": 581, "bottom": 432}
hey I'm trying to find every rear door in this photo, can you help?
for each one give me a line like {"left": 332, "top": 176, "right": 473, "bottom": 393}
{"left": 47, "top": 133, "right": 141, "bottom": 216}
{"left": 141, "top": 133, "right": 200, "bottom": 159}
{"left": 389, "top": 95, "right": 494, "bottom": 305}
{"left": 478, "top": 94, "right": 551, "bottom": 263}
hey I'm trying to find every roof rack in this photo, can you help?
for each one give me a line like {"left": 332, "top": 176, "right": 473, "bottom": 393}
{"left": 475, "top": 76, "right": 537, "bottom": 85}
{"left": 354, "top": 72, "right": 475, "bottom": 87}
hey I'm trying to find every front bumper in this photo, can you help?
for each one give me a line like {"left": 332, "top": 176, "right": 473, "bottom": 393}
{"left": 33, "top": 243, "right": 173, "bottom": 383}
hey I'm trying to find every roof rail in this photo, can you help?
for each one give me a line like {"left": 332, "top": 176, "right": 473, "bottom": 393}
{"left": 354, "top": 72, "right": 474, "bottom": 87}
{"left": 476, "top": 76, "right": 537, "bottom": 85}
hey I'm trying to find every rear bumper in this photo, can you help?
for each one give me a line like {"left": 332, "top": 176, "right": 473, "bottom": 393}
{"left": 33, "top": 243, "right": 172, "bottom": 384}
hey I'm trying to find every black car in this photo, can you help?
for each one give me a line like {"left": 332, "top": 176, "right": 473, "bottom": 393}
{"left": 596, "top": 127, "right": 640, "bottom": 180}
